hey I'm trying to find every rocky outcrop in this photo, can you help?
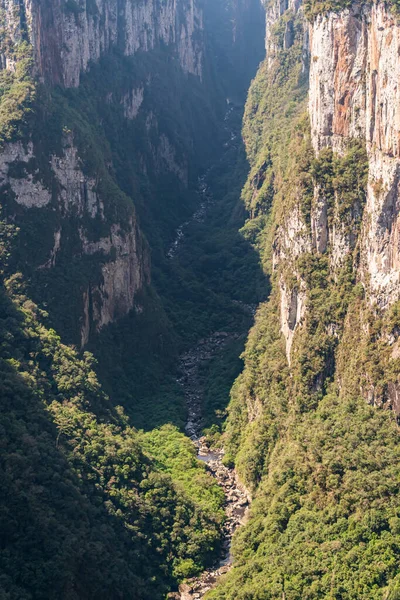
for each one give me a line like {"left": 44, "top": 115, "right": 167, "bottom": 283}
{"left": 0, "top": 134, "right": 149, "bottom": 345}
{"left": 0, "top": 142, "right": 51, "bottom": 207}
{"left": 309, "top": 2, "right": 400, "bottom": 308}
{"left": 258, "top": 0, "right": 400, "bottom": 367}
{"left": 265, "top": 0, "right": 305, "bottom": 66}
{"left": 122, "top": 87, "right": 144, "bottom": 120}
{"left": 280, "top": 278, "right": 306, "bottom": 363}
{"left": 80, "top": 218, "right": 149, "bottom": 345}
{"left": 4, "top": 0, "right": 204, "bottom": 87}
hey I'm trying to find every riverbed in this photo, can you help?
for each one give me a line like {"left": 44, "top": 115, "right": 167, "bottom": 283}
{"left": 175, "top": 333, "right": 251, "bottom": 599}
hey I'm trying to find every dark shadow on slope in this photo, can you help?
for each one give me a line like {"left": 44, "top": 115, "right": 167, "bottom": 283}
{"left": 92, "top": 105, "right": 270, "bottom": 433}
{"left": 0, "top": 286, "right": 164, "bottom": 600}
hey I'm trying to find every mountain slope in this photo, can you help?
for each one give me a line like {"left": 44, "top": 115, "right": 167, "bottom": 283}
{"left": 207, "top": 0, "right": 400, "bottom": 597}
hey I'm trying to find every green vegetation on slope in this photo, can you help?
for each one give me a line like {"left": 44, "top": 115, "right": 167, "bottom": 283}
{"left": 303, "top": 0, "right": 400, "bottom": 20}
{"left": 0, "top": 1, "right": 264, "bottom": 597}
{"left": 209, "top": 392, "right": 400, "bottom": 599}
{"left": 0, "top": 41, "right": 35, "bottom": 145}
{"left": 208, "top": 4, "right": 400, "bottom": 599}
{"left": 0, "top": 224, "right": 224, "bottom": 599}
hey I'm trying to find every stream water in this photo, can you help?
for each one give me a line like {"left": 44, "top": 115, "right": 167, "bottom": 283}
{"left": 176, "top": 334, "right": 251, "bottom": 599}
{"left": 166, "top": 104, "right": 252, "bottom": 599}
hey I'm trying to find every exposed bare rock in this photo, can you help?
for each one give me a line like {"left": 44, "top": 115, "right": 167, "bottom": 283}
{"left": 9, "top": 0, "right": 204, "bottom": 87}
{"left": 309, "top": 2, "right": 400, "bottom": 308}
{"left": 51, "top": 136, "right": 104, "bottom": 217}
{"left": 280, "top": 277, "right": 306, "bottom": 364}
{"left": 0, "top": 142, "right": 51, "bottom": 208}
{"left": 0, "top": 133, "right": 149, "bottom": 345}
{"left": 361, "top": 148, "right": 400, "bottom": 308}
{"left": 122, "top": 87, "right": 144, "bottom": 120}
{"left": 265, "top": 0, "right": 304, "bottom": 66}
{"left": 274, "top": 203, "right": 312, "bottom": 265}
{"left": 311, "top": 185, "right": 329, "bottom": 254}
{"left": 309, "top": 3, "right": 400, "bottom": 157}
{"left": 82, "top": 219, "right": 149, "bottom": 332}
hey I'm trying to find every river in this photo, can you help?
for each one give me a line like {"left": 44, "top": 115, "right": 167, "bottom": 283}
{"left": 176, "top": 333, "right": 251, "bottom": 599}
{"left": 166, "top": 103, "right": 253, "bottom": 599}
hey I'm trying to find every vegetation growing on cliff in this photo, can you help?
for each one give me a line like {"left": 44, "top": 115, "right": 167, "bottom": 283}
{"left": 209, "top": 392, "right": 400, "bottom": 600}
{"left": 0, "top": 42, "right": 35, "bottom": 145}
{"left": 0, "top": 223, "right": 225, "bottom": 599}
{"left": 303, "top": 0, "right": 400, "bottom": 20}
{"left": 208, "top": 5, "right": 400, "bottom": 598}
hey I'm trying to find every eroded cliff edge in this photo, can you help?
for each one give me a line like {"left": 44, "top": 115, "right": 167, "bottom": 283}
{"left": 0, "top": 0, "right": 264, "bottom": 347}
{"left": 207, "top": 1, "right": 400, "bottom": 598}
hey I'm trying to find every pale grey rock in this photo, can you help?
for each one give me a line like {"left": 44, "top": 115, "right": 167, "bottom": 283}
{"left": 311, "top": 185, "right": 328, "bottom": 253}
{"left": 51, "top": 135, "right": 104, "bottom": 217}
{"left": 122, "top": 87, "right": 144, "bottom": 120}
{"left": 361, "top": 148, "right": 400, "bottom": 308}
{"left": 0, "top": 134, "right": 148, "bottom": 344}
{"left": 280, "top": 277, "right": 306, "bottom": 364}
{"left": 81, "top": 220, "right": 148, "bottom": 334}
{"left": 0, "top": 141, "right": 51, "bottom": 208}
{"left": 15, "top": 0, "right": 204, "bottom": 87}
{"left": 39, "top": 229, "right": 62, "bottom": 269}
{"left": 265, "top": 0, "right": 305, "bottom": 67}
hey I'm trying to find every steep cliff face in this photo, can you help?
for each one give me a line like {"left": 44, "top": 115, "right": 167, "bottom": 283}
{"left": 208, "top": 1, "right": 400, "bottom": 598}
{"left": 0, "top": 0, "right": 208, "bottom": 342}
{"left": 0, "top": 132, "right": 150, "bottom": 346}
{"left": 263, "top": 0, "right": 400, "bottom": 398}
{"left": 1, "top": 0, "right": 203, "bottom": 86}
{"left": 1, "top": 0, "right": 259, "bottom": 348}
{"left": 309, "top": 3, "right": 400, "bottom": 313}
{"left": 307, "top": 2, "right": 400, "bottom": 406}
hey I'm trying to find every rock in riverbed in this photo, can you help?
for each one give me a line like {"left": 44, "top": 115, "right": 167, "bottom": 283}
{"left": 175, "top": 333, "right": 251, "bottom": 598}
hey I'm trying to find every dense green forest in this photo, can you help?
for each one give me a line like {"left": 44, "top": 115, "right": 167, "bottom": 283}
{"left": 0, "top": 1, "right": 265, "bottom": 597}
{"left": 206, "top": 3, "right": 400, "bottom": 599}
{"left": 3, "top": 0, "right": 400, "bottom": 598}
{"left": 0, "top": 221, "right": 227, "bottom": 598}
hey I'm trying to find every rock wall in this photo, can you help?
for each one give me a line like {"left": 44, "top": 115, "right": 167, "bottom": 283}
{"left": 1, "top": 0, "right": 203, "bottom": 87}
{"left": 0, "top": 134, "right": 150, "bottom": 346}
{"left": 257, "top": 0, "right": 400, "bottom": 366}
{"left": 309, "top": 2, "right": 400, "bottom": 308}
{"left": 265, "top": 0, "right": 303, "bottom": 65}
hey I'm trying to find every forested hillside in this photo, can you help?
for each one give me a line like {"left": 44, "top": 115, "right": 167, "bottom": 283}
{"left": 0, "top": 0, "right": 265, "bottom": 597}
{"left": 0, "top": 220, "right": 228, "bottom": 598}
{"left": 3, "top": 0, "right": 400, "bottom": 598}
{"left": 207, "top": 0, "right": 400, "bottom": 597}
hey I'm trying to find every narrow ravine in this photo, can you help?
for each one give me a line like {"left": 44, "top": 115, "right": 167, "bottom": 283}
{"left": 165, "top": 104, "right": 255, "bottom": 598}
{"left": 167, "top": 174, "right": 213, "bottom": 259}
{"left": 167, "top": 102, "right": 236, "bottom": 261}
{"left": 174, "top": 334, "right": 251, "bottom": 599}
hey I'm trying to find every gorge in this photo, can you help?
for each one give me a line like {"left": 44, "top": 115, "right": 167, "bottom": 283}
{"left": 2, "top": 0, "right": 400, "bottom": 598}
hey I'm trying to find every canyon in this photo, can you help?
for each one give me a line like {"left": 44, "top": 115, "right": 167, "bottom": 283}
{"left": 2, "top": 0, "right": 400, "bottom": 598}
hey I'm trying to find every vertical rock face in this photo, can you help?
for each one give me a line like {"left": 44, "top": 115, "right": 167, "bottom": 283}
{"left": 265, "top": 0, "right": 304, "bottom": 65}
{"left": 309, "top": 4, "right": 400, "bottom": 156}
{"left": 259, "top": 0, "right": 400, "bottom": 364}
{"left": 0, "top": 133, "right": 150, "bottom": 346}
{"left": 7, "top": 0, "right": 204, "bottom": 87}
{"left": 0, "top": 0, "right": 264, "bottom": 347}
{"left": 309, "top": 3, "right": 400, "bottom": 307}
{"left": 0, "top": 0, "right": 209, "bottom": 346}
{"left": 244, "top": 0, "right": 400, "bottom": 384}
